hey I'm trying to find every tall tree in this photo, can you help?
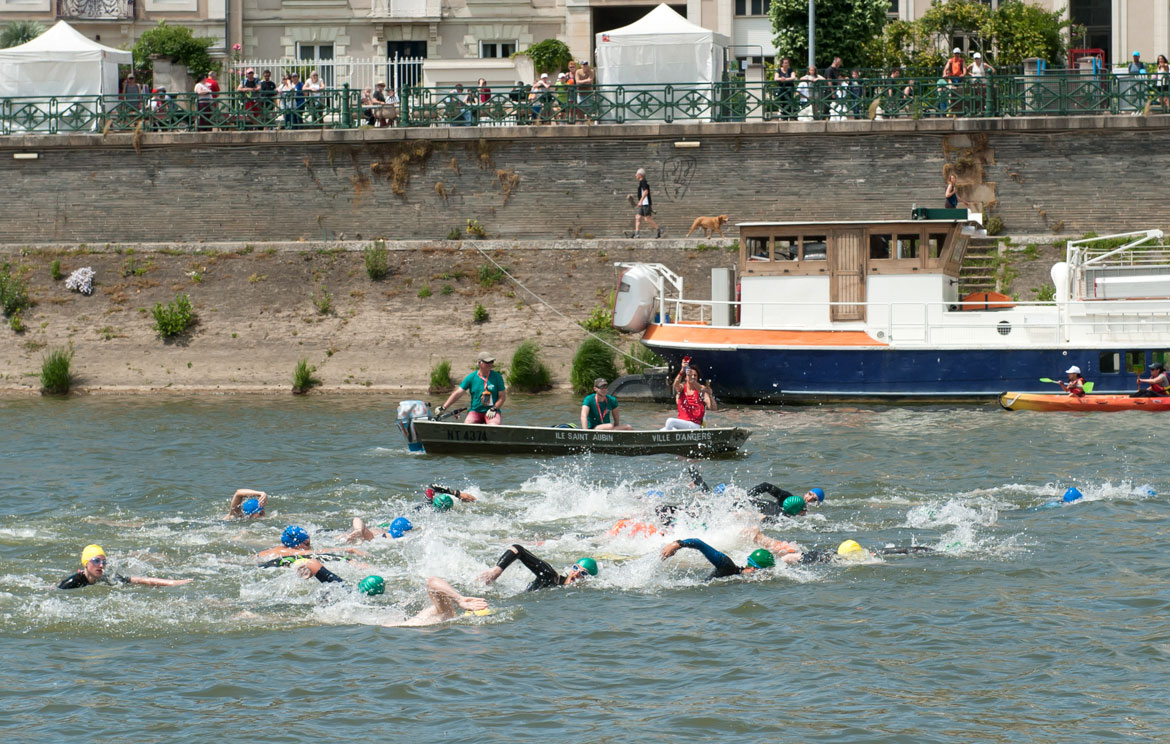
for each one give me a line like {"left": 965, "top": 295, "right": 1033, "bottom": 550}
{"left": 0, "top": 20, "right": 46, "bottom": 49}
{"left": 769, "top": 0, "right": 891, "bottom": 69}
{"left": 988, "top": 1, "right": 1069, "bottom": 65}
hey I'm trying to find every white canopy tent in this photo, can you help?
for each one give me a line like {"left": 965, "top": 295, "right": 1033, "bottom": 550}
{"left": 0, "top": 21, "right": 132, "bottom": 99}
{"left": 595, "top": 4, "right": 730, "bottom": 86}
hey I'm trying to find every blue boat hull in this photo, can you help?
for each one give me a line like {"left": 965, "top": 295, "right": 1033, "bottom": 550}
{"left": 645, "top": 344, "right": 1157, "bottom": 403}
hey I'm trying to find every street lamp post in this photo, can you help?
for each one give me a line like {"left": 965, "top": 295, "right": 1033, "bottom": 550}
{"left": 808, "top": 0, "right": 815, "bottom": 69}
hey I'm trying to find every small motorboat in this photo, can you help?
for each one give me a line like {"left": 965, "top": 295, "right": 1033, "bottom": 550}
{"left": 999, "top": 392, "right": 1170, "bottom": 412}
{"left": 396, "top": 401, "right": 750, "bottom": 456}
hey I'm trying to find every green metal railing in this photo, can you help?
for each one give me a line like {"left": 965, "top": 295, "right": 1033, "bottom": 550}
{"left": 2, "top": 74, "right": 1168, "bottom": 134}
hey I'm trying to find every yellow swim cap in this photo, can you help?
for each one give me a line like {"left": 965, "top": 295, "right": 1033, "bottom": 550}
{"left": 837, "top": 540, "right": 865, "bottom": 558}
{"left": 81, "top": 544, "right": 106, "bottom": 565}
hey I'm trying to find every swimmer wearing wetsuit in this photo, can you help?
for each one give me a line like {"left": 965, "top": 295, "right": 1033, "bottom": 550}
{"left": 479, "top": 544, "right": 597, "bottom": 591}
{"left": 57, "top": 544, "right": 192, "bottom": 589}
{"left": 660, "top": 538, "right": 775, "bottom": 579}
{"left": 257, "top": 525, "right": 367, "bottom": 562}
{"left": 290, "top": 558, "right": 345, "bottom": 583}
{"left": 258, "top": 552, "right": 354, "bottom": 569}
{"left": 789, "top": 539, "right": 935, "bottom": 565}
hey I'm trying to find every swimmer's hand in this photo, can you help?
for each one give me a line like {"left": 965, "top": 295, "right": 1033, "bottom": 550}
{"left": 458, "top": 596, "right": 488, "bottom": 611}
{"left": 660, "top": 541, "right": 682, "bottom": 560}
{"left": 478, "top": 566, "right": 503, "bottom": 584}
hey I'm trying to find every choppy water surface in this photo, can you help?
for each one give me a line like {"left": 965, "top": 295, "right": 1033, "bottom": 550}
{"left": 1, "top": 395, "right": 1167, "bottom": 742}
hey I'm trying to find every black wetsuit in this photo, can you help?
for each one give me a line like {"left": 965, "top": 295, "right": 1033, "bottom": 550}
{"left": 746, "top": 482, "right": 795, "bottom": 520}
{"left": 494, "top": 544, "right": 568, "bottom": 591}
{"left": 257, "top": 553, "right": 351, "bottom": 568}
{"left": 311, "top": 566, "right": 344, "bottom": 583}
{"left": 675, "top": 538, "right": 743, "bottom": 579}
{"left": 876, "top": 546, "right": 935, "bottom": 556}
{"left": 57, "top": 571, "right": 131, "bottom": 589}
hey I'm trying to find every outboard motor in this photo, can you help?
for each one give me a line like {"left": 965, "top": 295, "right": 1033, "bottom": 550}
{"left": 397, "top": 400, "right": 431, "bottom": 452}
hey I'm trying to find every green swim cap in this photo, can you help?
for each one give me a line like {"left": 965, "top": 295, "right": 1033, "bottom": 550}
{"left": 358, "top": 575, "right": 385, "bottom": 596}
{"left": 746, "top": 549, "right": 775, "bottom": 569}
{"left": 432, "top": 494, "right": 454, "bottom": 511}
{"left": 782, "top": 495, "right": 807, "bottom": 516}
{"left": 575, "top": 557, "right": 598, "bottom": 576}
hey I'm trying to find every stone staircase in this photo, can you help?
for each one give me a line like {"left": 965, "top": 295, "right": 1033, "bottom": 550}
{"left": 960, "top": 238, "right": 1000, "bottom": 294}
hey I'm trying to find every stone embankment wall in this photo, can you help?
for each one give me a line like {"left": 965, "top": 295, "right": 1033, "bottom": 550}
{"left": 2, "top": 116, "right": 1169, "bottom": 244}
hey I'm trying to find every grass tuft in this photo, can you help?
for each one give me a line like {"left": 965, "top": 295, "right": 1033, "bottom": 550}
{"left": 477, "top": 264, "right": 507, "bottom": 288}
{"left": 570, "top": 337, "right": 619, "bottom": 394}
{"left": 151, "top": 293, "right": 194, "bottom": 338}
{"left": 429, "top": 359, "right": 454, "bottom": 393}
{"left": 50, "top": 260, "right": 63, "bottom": 281}
{"left": 292, "top": 358, "right": 320, "bottom": 394}
{"left": 0, "top": 262, "right": 30, "bottom": 317}
{"left": 313, "top": 286, "right": 333, "bottom": 314}
{"left": 473, "top": 303, "right": 489, "bottom": 323}
{"left": 40, "top": 345, "right": 74, "bottom": 395}
{"left": 623, "top": 341, "right": 667, "bottom": 374}
{"left": 509, "top": 340, "right": 553, "bottom": 392}
{"left": 364, "top": 241, "right": 390, "bottom": 280}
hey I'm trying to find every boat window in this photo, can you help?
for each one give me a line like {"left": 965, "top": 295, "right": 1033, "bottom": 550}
{"left": 928, "top": 233, "right": 947, "bottom": 258}
{"left": 1155, "top": 351, "right": 1170, "bottom": 366}
{"left": 896, "top": 234, "right": 920, "bottom": 259}
{"left": 746, "top": 237, "right": 770, "bottom": 261}
{"left": 773, "top": 237, "right": 799, "bottom": 261}
{"left": 1099, "top": 352, "right": 1119, "bottom": 373}
{"left": 1126, "top": 351, "right": 1146, "bottom": 374}
{"left": 869, "top": 235, "right": 891, "bottom": 260}
{"left": 802, "top": 236, "right": 827, "bottom": 260}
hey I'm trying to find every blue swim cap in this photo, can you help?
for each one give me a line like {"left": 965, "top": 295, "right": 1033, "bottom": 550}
{"left": 646, "top": 489, "right": 665, "bottom": 498}
{"left": 1062, "top": 487, "right": 1083, "bottom": 503}
{"left": 713, "top": 483, "right": 726, "bottom": 495}
{"left": 281, "top": 525, "right": 309, "bottom": 548}
{"left": 810, "top": 487, "right": 825, "bottom": 502}
{"left": 388, "top": 517, "right": 413, "bottom": 538}
{"left": 241, "top": 498, "right": 263, "bottom": 515}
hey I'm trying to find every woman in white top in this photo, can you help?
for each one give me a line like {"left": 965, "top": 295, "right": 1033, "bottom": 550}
{"left": 303, "top": 71, "right": 324, "bottom": 124}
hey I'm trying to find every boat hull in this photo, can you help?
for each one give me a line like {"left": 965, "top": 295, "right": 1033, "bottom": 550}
{"left": 410, "top": 420, "right": 750, "bottom": 456}
{"left": 999, "top": 392, "right": 1170, "bottom": 412}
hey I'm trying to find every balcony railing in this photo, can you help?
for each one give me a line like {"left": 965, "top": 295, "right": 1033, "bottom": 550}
{"left": 56, "top": 0, "right": 133, "bottom": 19}
{"left": 368, "top": 0, "right": 439, "bottom": 18}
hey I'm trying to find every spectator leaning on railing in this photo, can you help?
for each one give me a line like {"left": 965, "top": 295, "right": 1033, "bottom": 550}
{"left": 258, "top": 69, "right": 277, "bottom": 127}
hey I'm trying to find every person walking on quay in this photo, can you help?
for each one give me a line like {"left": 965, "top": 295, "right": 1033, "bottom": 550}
{"left": 627, "top": 168, "right": 662, "bottom": 238}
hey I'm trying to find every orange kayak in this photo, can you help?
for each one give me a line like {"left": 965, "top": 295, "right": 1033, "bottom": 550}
{"left": 999, "top": 392, "right": 1170, "bottom": 412}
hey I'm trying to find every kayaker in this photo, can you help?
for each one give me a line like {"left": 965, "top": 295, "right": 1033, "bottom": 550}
{"left": 57, "top": 544, "right": 192, "bottom": 589}
{"left": 479, "top": 544, "right": 598, "bottom": 591}
{"left": 1133, "top": 362, "right": 1169, "bottom": 397}
{"left": 224, "top": 488, "right": 267, "bottom": 519}
{"left": 1059, "top": 365, "right": 1086, "bottom": 397}
{"left": 580, "top": 378, "right": 633, "bottom": 430}
{"left": 663, "top": 358, "right": 716, "bottom": 430}
{"left": 435, "top": 352, "right": 507, "bottom": 425}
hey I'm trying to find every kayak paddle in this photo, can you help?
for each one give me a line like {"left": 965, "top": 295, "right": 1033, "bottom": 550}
{"left": 1039, "top": 377, "right": 1094, "bottom": 392}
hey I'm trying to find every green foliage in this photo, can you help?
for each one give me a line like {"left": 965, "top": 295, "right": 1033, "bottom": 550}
{"left": 0, "top": 262, "right": 30, "bottom": 317}
{"left": 132, "top": 21, "right": 218, "bottom": 79}
{"left": 446, "top": 227, "right": 463, "bottom": 241}
{"left": 1032, "top": 284, "right": 1056, "bottom": 302}
{"left": 313, "top": 286, "right": 332, "bottom": 314}
{"left": 863, "top": 19, "right": 940, "bottom": 70}
{"left": 986, "top": 1, "right": 1068, "bottom": 66}
{"left": 508, "top": 340, "right": 553, "bottom": 392}
{"left": 151, "top": 293, "right": 194, "bottom": 338}
{"left": 465, "top": 219, "right": 488, "bottom": 239}
{"left": 1022, "top": 243, "right": 1040, "bottom": 261}
{"left": 519, "top": 38, "right": 572, "bottom": 75}
{"left": 473, "top": 303, "right": 489, "bottom": 323}
{"left": 9, "top": 311, "right": 25, "bottom": 333}
{"left": 50, "top": 260, "right": 63, "bottom": 281}
{"left": 292, "top": 358, "right": 320, "bottom": 394}
{"left": 579, "top": 305, "right": 614, "bottom": 333}
{"left": 570, "top": 337, "right": 619, "bottom": 395}
{"left": 0, "top": 20, "right": 46, "bottom": 49}
{"left": 986, "top": 215, "right": 1004, "bottom": 236}
{"left": 429, "top": 359, "right": 454, "bottom": 393}
{"left": 624, "top": 341, "right": 667, "bottom": 375}
{"left": 770, "top": 0, "right": 890, "bottom": 68}
{"left": 417, "top": 284, "right": 432, "bottom": 298}
{"left": 441, "top": 284, "right": 454, "bottom": 295}
{"left": 40, "top": 345, "right": 73, "bottom": 395}
{"left": 477, "top": 263, "right": 507, "bottom": 287}
{"left": 364, "top": 242, "right": 390, "bottom": 280}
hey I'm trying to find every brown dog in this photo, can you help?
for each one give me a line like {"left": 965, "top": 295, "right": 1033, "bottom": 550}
{"left": 686, "top": 215, "right": 729, "bottom": 238}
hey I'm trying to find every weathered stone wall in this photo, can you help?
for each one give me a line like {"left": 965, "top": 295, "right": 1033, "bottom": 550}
{"left": 2, "top": 117, "right": 1169, "bottom": 244}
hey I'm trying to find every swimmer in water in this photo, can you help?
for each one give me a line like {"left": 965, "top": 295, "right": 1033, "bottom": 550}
{"left": 224, "top": 488, "right": 267, "bottom": 519}
{"left": 382, "top": 577, "right": 490, "bottom": 627}
{"left": 420, "top": 484, "right": 476, "bottom": 512}
{"left": 257, "top": 525, "right": 367, "bottom": 565}
{"left": 479, "top": 544, "right": 598, "bottom": 591}
{"left": 782, "top": 539, "right": 936, "bottom": 565}
{"left": 660, "top": 537, "right": 776, "bottom": 579}
{"left": 687, "top": 467, "right": 824, "bottom": 521}
{"left": 345, "top": 516, "right": 413, "bottom": 543}
{"left": 57, "top": 544, "right": 193, "bottom": 589}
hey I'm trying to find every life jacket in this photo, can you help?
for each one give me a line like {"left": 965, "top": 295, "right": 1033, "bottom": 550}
{"left": 677, "top": 387, "right": 705, "bottom": 424}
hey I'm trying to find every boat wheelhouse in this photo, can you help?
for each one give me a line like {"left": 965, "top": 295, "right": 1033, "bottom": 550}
{"left": 613, "top": 216, "right": 1170, "bottom": 402}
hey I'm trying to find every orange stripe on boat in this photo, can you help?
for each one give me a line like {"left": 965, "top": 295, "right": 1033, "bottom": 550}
{"left": 642, "top": 324, "right": 887, "bottom": 347}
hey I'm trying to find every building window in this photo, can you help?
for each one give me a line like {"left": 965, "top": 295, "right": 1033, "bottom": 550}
{"left": 734, "top": 0, "right": 770, "bottom": 16}
{"left": 296, "top": 42, "right": 335, "bottom": 86}
{"left": 480, "top": 41, "right": 517, "bottom": 59}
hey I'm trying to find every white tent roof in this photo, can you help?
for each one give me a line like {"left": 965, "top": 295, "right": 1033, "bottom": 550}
{"left": 0, "top": 20, "right": 132, "bottom": 63}
{"left": 601, "top": 4, "right": 729, "bottom": 46}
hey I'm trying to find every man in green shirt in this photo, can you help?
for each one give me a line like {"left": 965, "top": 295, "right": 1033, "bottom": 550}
{"left": 436, "top": 352, "right": 508, "bottom": 424}
{"left": 579, "top": 378, "right": 633, "bottom": 430}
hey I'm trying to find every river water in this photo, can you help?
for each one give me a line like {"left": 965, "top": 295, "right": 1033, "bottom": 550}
{"left": 1, "top": 394, "right": 1166, "bottom": 742}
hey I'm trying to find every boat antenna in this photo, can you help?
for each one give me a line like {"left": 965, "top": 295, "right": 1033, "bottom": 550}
{"left": 472, "top": 244, "right": 646, "bottom": 365}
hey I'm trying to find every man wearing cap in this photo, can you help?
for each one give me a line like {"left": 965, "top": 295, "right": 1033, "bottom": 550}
{"left": 1134, "top": 361, "right": 1169, "bottom": 397}
{"left": 530, "top": 72, "right": 552, "bottom": 122}
{"left": 225, "top": 488, "right": 268, "bottom": 519}
{"left": 57, "top": 545, "right": 192, "bottom": 589}
{"left": 575, "top": 59, "right": 594, "bottom": 121}
{"left": 580, "top": 378, "right": 633, "bottom": 430}
{"left": 1130, "top": 51, "right": 1147, "bottom": 75}
{"left": 237, "top": 67, "right": 260, "bottom": 127}
{"left": 436, "top": 353, "right": 508, "bottom": 424}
